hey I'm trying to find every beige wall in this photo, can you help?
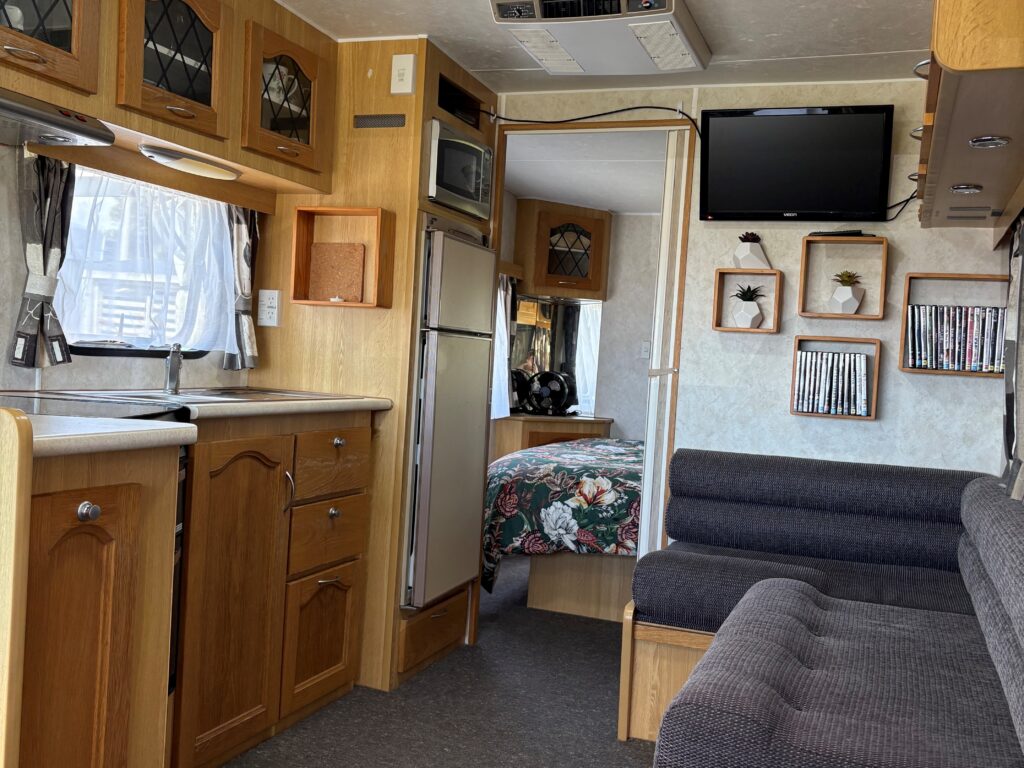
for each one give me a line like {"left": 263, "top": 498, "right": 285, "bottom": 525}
{"left": 504, "top": 79, "right": 1005, "bottom": 474}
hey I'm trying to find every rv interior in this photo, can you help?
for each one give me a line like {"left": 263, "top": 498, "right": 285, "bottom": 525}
{"left": 0, "top": 0, "right": 1020, "bottom": 766}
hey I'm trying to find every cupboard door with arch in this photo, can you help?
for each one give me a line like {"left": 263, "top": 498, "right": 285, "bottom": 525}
{"left": 242, "top": 21, "right": 325, "bottom": 172}
{"left": 175, "top": 435, "right": 293, "bottom": 767}
{"left": 19, "top": 483, "right": 141, "bottom": 767}
{"left": 0, "top": 0, "right": 98, "bottom": 91}
{"left": 535, "top": 207, "right": 609, "bottom": 297}
{"left": 117, "top": 0, "right": 230, "bottom": 137}
{"left": 280, "top": 558, "right": 364, "bottom": 717}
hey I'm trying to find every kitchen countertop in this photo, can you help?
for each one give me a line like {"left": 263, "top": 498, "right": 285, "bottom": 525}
{"left": 28, "top": 415, "right": 198, "bottom": 458}
{"left": 181, "top": 396, "right": 393, "bottom": 420}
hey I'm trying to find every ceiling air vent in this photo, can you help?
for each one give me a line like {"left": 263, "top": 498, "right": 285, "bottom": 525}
{"left": 509, "top": 29, "right": 584, "bottom": 72}
{"left": 540, "top": 0, "right": 621, "bottom": 18}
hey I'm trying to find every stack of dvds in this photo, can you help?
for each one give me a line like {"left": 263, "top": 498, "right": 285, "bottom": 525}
{"left": 905, "top": 304, "right": 1006, "bottom": 373}
{"left": 793, "top": 351, "right": 870, "bottom": 417}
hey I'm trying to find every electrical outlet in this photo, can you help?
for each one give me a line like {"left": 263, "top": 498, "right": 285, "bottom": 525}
{"left": 257, "top": 289, "right": 280, "bottom": 327}
{"left": 640, "top": 341, "right": 652, "bottom": 360}
{"left": 391, "top": 53, "right": 416, "bottom": 95}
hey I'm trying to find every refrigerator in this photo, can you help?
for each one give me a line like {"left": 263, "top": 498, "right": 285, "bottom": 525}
{"left": 406, "top": 227, "right": 497, "bottom": 608}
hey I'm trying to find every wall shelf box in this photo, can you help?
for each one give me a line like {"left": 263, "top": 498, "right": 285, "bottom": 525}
{"left": 790, "top": 336, "right": 881, "bottom": 421}
{"left": 798, "top": 236, "right": 888, "bottom": 320}
{"left": 898, "top": 272, "right": 1009, "bottom": 378}
{"left": 711, "top": 268, "right": 783, "bottom": 333}
{"left": 291, "top": 207, "right": 395, "bottom": 308}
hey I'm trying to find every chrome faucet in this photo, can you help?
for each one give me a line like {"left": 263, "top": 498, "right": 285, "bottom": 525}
{"left": 164, "top": 343, "right": 183, "bottom": 394}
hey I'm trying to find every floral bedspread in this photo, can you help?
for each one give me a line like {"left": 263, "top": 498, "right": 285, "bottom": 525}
{"left": 481, "top": 438, "right": 644, "bottom": 591}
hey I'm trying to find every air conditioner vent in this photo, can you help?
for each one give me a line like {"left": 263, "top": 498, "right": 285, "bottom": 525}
{"left": 541, "top": 0, "right": 621, "bottom": 19}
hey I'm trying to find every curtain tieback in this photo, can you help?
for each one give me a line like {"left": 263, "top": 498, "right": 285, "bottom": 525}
{"left": 24, "top": 273, "right": 59, "bottom": 299}
{"left": 235, "top": 296, "right": 253, "bottom": 313}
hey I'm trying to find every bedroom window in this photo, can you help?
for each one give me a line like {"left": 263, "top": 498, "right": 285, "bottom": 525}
{"left": 54, "top": 167, "right": 238, "bottom": 356}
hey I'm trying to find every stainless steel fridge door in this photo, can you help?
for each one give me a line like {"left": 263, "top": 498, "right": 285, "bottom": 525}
{"left": 412, "top": 330, "right": 493, "bottom": 607}
{"left": 425, "top": 231, "right": 497, "bottom": 335}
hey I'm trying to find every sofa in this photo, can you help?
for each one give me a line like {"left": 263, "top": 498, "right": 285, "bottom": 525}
{"left": 654, "top": 474, "right": 1024, "bottom": 767}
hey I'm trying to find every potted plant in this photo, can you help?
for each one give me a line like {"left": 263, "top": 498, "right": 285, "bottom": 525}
{"left": 733, "top": 232, "right": 771, "bottom": 269}
{"left": 731, "top": 284, "right": 765, "bottom": 329}
{"left": 828, "top": 271, "right": 865, "bottom": 314}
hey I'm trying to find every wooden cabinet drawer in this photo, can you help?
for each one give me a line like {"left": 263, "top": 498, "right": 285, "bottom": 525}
{"left": 294, "top": 426, "right": 370, "bottom": 500}
{"left": 397, "top": 589, "right": 468, "bottom": 674}
{"left": 288, "top": 493, "right": 369, "bottom": 577}
{"left": 281, "top": 560, "right": 364, "bottom": 717}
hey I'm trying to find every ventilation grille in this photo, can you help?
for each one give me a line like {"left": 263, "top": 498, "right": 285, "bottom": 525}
{"left": 541, "top": 0, "right": 621, "bottom": 19}
{"left": 354, "top": 114, "right": 406, "bottom": 129}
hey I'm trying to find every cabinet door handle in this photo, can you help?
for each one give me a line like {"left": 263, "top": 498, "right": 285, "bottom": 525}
{"left": 333, "top": 437, "right": 346, "bottom": 448}
{"left": 165, "top": 104, "right": 197, "bottom": 119}
{"left": 327, "top": 506, "right": 341, "bottom": 519}
{"left": 317, "top": 577, "right": 341, "bottom": 586}
{"left": 76, "top": 501, "right": 101, "bottom": 522}
{"left": 2, "top": 45, "right": 47, "bottom": 64}
{"left": 283, "top": 471, "right": 296, "bottom": 513}
{"left": 276, "top": 145, "right": 301, "bottom": 157}
{"left": 557, "top": 281, "right": 578, "bottom": 286}
{"left": 430, "top": 608, "right": 449, "bottom": 619}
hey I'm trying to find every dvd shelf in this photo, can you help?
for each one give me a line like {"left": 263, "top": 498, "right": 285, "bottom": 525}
{"left": 790, "top": 336, "right": 881, "bottom": 421}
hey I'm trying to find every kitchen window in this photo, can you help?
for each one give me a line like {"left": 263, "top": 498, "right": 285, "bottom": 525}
{"left": 54, "top": 167, "right": 239, "bottom": 356}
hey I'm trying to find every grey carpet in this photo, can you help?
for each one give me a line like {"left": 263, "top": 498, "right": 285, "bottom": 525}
{"left": 229, "top": 556, "right": 656, "bottom": 767}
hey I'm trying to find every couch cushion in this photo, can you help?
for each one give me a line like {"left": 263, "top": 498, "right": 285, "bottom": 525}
{"left": 633, "top": 541, "right": 974, "bottom": 632}
{"left": 667, "top": 449, "right": 982, "bottom": 570}
{"left": 655, "top": 579, "right": 1024, "bottom": 768}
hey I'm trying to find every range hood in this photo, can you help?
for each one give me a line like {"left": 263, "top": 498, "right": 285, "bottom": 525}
{"left": 0, "top": 86, "right": 114, "bottom": 147}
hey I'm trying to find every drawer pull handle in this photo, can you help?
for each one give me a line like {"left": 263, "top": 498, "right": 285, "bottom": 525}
{"left": 317, "top": 577, "right": 341, "bottom": 586}
{"left": 165, "top": 105, "right": 197, "bottom": 119}
{"left": 333, "top": 437, "right": 346, "bottom": 448}
{"left": 76, "top": 501, "right": 102, "bottom": 522}
{"left": 283, "top": 471, "right": 296, "bottom": 513}
{"left": 276, "top": 145, "right": 301, "bottom": 157}
{"left": 327, "top": 506, "right": 341, "bottom": 519}
{"left": 3, "top": 45, "right": 47, "bottom": 64}
{"left": 430, "top": 608, "right": 449, "bottom": 619}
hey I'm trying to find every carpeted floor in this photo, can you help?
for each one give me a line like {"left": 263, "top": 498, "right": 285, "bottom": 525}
{"left": 228, "top": 556, "right": 656, "bottom": 767}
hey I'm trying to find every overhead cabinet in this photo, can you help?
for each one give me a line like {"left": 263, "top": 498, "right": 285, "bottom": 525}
{"left": 0, "top": 0, "right": 99, "bottom": 91}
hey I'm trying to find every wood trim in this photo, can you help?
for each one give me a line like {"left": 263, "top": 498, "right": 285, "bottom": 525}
{"left": 0, "top": 0, "right": 99, "bottom": 92}
{"left": 932, "top": 0, "right": 1024, "bottom": 72}
{"left": 527, "top": 554, "right": 635, "bottom": 623}
{"left": 790, "top": 336, "right": 883, "bottom": 420}
{"left": 897, "top": 272, "right": 1009, "bottom": 377}
{"left": 798, "top": 236, "right": 888, "bottom": 321}
{"left": 712, "top": 268, "right": 782, "bottom": 333}
{"left": 634, "top": 622, "right": 715, "bottom": 648}
{"left": 497, "top": 259, "right": 525, "bottom": 280}
{"left": 617, "top": 600, "right": 636, "bottom": 741}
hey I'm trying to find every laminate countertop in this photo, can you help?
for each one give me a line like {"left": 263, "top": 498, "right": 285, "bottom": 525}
{"left": 28, "top": 415, "right": 198, "bottom": 458}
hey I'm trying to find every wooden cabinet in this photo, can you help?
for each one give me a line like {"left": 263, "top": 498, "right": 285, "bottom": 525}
{"left": 397, "top": 587, "right": 469, "bottom": 674}
{"left": 515, "top": 198, "right": 612, "bottom": 300}
{"left": 288, "top": 493, "right": 370, "bottom": 577}
{"left": 175, "top": 434, "right": 293, "bottom": 767}
{"left": 489, "top": 415, "right": 614, "bottom": 463}
{"left": 117, "top": 0, "right": 230, "bottom": 137}
{"left": 0, "top": 0, "right": 99, "bottom": 91}
{"left": 294, "top": 425, "right": 371, "bottom": 500}
{"left": 242, "top": 21, "right": 326, "bottom": 172}
{"left": 19, "top": 483, "right": 141, "bottom": 767}
{"left": 280, "top": 559, "right": 364, "bottom": 717}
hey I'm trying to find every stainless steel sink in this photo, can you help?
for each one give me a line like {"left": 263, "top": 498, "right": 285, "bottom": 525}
{"left": 53, "top": 388, "right": 358, "bottom": 405}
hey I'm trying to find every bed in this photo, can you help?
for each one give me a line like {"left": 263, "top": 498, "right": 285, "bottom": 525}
{"left": 481, "top": 437, "right": 644, "bottom": 594}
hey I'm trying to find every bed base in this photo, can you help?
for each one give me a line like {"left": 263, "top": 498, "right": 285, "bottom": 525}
{"left": 527, "top": 553, "right": 635, "bottom": 623}
{"left": 617, "top": 601, "right": 714, "bottom": 741}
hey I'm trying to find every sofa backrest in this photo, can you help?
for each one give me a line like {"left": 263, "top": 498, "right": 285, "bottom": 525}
{"left": 960, "top": 477, "right": 1024, "bottom": 745}
{"left": 666, "top": 449, "right": 983, "bottom": 571}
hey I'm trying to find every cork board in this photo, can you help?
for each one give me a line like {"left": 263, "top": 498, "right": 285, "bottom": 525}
{"left": 308, "top": 243, "right": 365, "bottom": 303}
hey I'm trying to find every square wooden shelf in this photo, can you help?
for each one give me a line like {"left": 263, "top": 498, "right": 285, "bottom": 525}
{"left": 790, "top": 335, "right": 881, "bottom": 421}
{"left": 898, "top": 272, "right": 1009, "bottom": 378}
{"left": 712, "top": 268, "right": 783, "bottom": 333}
{"left": 291, "top": 207, "right": 395, "bottom": 308}
{"left": 798, "top": 236, "right": 888, "bottom": 320}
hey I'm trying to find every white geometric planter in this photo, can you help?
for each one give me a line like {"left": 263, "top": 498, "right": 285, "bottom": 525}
{"left": 733, "top": 242, "right": 771, "bottom": 269}
{"left": 733, "top": 300, "right": 763, "bottom": 329}
{"left": 828, "top": 285, "right": 865, "bottom": 314}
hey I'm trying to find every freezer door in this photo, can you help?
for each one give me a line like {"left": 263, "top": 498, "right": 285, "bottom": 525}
{"left": 425, "top": 231, "right": 497, "bottom": 335}
{"left": 412, "top": 331, "right": 492, "bottom": 607}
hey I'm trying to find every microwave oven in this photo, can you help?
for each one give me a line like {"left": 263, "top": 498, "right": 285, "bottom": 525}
{"left": 427, "top": 119, "right": 493, "bottom": 221}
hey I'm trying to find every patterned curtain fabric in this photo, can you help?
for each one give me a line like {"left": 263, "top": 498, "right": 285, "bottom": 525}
{"left": 223, "top": 206, "right": 260, "bottom": 370}
{"left": 11, "top": 152, "right": 75, "bottom": 368}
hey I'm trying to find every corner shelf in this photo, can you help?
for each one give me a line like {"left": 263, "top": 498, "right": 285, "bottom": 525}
{"left": 798, "top": 236, "right": 888, "bottom": 320}
{"left": 291, "top": 207, "right": 395, "bottom": 308}
{"left": 711, "top": 268, "right": 783, "bottom": 334}
{"left": 790, "top": 336, "right": 881, "bottom": 421}
{"left": 898, "top": 272, "right": 1009, "bottom": 378}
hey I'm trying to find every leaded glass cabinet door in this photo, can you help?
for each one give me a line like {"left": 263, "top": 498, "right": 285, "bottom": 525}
{"left": 242, "top": 22, "right": 323, "bottom": 172}
{"left": 533, "top": 203, "right": 610, "bottom": 299}
{"left": 117, "top": 0, "right": 228, "bottom": 138}
{"left": 0, "top": 0, "right": 98, "bottom": 91}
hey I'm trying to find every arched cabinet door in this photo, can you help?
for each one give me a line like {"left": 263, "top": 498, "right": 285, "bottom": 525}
{"left": 117, "top": 0, "right": 230, "bottom": 138}
{"left": 242, "top": 21, "right": 326, "bottom": 172}
{"left": 533, "top": 204, "right": 611, "bottom": 299}
{"left": 0, "top": 0, "right": 99, "bottom": 91}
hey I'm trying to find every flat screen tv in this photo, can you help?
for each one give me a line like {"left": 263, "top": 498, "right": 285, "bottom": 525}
{"left": 700, "top": 106, "right": 895, "bottom": 222}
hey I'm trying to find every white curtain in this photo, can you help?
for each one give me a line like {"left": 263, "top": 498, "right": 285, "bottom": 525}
{"left": 491, "top": 275, "right": 512, "bottom": 420}
{"left": 54, "top": 168, "right": 238, "bottom": 354}
{"left": 575, "top": 302, "right": 603, "bottom": 416}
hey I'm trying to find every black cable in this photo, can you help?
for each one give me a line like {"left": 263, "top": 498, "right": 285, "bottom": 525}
{"left": 480, "top": 105, "right": 701, "bottom": 139}
{"left": 886, "top": 191, "right": 918, "bottom": 221}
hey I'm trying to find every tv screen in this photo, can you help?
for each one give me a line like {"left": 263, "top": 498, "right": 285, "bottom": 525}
{"left": 700, "top": 106, "right": 895, "bottom": 222}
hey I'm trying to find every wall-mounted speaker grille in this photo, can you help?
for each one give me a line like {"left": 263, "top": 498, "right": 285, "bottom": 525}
{"left": 354, "top": 114, "right": 406, "bottom": 129}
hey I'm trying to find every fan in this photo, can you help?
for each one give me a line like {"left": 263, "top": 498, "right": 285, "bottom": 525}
{"left": 526, "top": 371, "right": 578, "bottom": 416}
{"left": 510, "top": 368, "right": 532, "bottom": 412}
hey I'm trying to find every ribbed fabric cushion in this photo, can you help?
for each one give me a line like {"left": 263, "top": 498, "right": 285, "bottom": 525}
{"left": 667, "top": 450, "right": 982, "bottom": 570}
{"left": 960, "top": 477, "right": 1024, "bottom": 746}
{"left": 655, "top": 579, "right": 1024, "bottom": 768}
{"left": 633, "top": 541, "right": 974, "bottom": 632}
